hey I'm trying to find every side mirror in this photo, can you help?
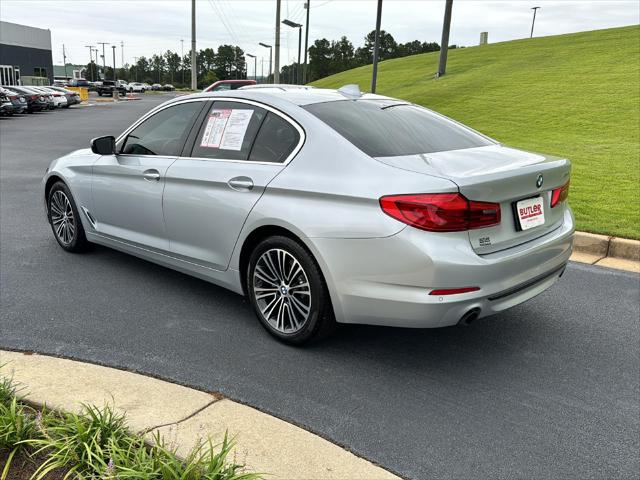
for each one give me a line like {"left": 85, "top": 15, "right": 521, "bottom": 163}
{"left": 90, "top": 135, "right": 116, "bottom": 155}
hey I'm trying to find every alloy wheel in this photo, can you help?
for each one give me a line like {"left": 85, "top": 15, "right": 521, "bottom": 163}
{"left": 50, "top": 190, "right": 76, "bottom": 246}
{"left": 253, "top": 248, "right": 312, "bottom": 334}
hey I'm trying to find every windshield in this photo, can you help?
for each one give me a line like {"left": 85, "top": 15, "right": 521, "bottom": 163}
{"left": 303, "top": 100, "right": 494, "bottom": 157}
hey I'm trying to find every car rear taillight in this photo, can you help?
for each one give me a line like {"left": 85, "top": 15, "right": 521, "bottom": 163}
{"left": 550, "top": 181, "right": 570, "bottom": 208}
{"left": 379, "top": 193, "right": 501, "bottom": 232}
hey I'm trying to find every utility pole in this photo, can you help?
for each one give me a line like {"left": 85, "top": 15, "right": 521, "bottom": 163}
{"left": 530, "top": 6, "right": 541, "bottom": 38}
{"left": 62, "top": 44, "right": 68, "bottom": 79}
{"left": 121, "top": 41, "right": 124, "bottom": 67}
{"left": 97, "top": 42, "right": 109, "bottom": 80}
{"left": 133, "top": 56, "right": 139, "bottom": 81}
{"left": 303, "top": 0, "right": 310, "bottom": 84}
{"left": 259, "top": 43, "right": 272, "bottom": 83}
{"left": 274, "top": 0, "right": 281, "bottom": 83}
{"left": 371, "top": 0, "right": 383, "bottom": 93}
{"left": 181, "top": 39, "right": 185, "bottom": 85}
{"left": 437, "top": 0, "right": 453, "bottom": 77}
{"left": 112, "top": 45, "right": 117, "bottom": 81}
{"left": 84, "top": 45, "right": 94, "bottom": 81}
{"left": 191, "top": 0, "right": 197, "bottom": 90}
{"left": 246, "top": 54, "right": 257, "bottom": 81}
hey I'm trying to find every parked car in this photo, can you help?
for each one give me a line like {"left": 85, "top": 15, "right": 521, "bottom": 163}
{"left": 0, "top": 87, "right": 27, "bottom": 114}
{"left": 0, "top": 93, "right": 15, "bottom": 116}
{"left": 127, "top": 82, "right": 146, "bottom": 93}
{"left": 47, "top": 86, "right": 81, "bottom": 107}
{"left": 68, "top": 78, "right": 91, "bottom": 88}
{"left": 96, "top": 80, "right": 126, "bottom": 97}
{"left": 203, "top": 79, "right": 256, "bottom": 92}
{"left": 6, "top": 86, "right": 48, "bottom": 113}
{"left": 151, "top": 83, "right": 163, "bottom": 91}
{"left": 20, "top": 86, "right": 55, "bottom": 109}
{"left": 163, "top": 84, "right": 175, "bottom": 91}
{"left": 42, "top": 87, "right": 575, "bottom": 344}
{"left": 238, "top": 84, "right": 315, "bottom": 91}
{"left": 31, "top": 86, "right": 68, "bottom": 108}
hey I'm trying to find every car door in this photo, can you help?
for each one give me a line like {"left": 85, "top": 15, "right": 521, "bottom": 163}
{"left": 91, "top": 100, "right": 206, "bottom": 250}
{"left": 163, "top": 99, "right": 304, "bottom": 270}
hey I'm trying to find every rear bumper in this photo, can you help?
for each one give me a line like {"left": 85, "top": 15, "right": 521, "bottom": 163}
{"left": 308, "top": 207, "right": 575, "bottom": 328}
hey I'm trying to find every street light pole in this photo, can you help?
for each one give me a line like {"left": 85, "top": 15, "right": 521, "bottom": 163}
{"left": 181, "top": 39, "right": 185, "bottom": 86}
{"left": 259, "top": 43, "right": 273, "bottom": 83}
{"left": 530, "top": 6, "right": 541, "bottom": 38}
{"left": 84, "top": 45, "right": 94, "bottom": 81}
{"left": 303, "top": 0, "right": 310, "bottom": 84}
{"left": 133, "top": 57, "right": 139, "bottom": 81}
{"left": 191, "top": 0, "right": 197, "bottom": 90}
{"left": 111, "top": 45, "right": 117, "bottom": 81}
{"left": 274, "top": 0, "right": 281, "bottom": 83}
{"left": 246, "top": 54, "right": 257, "bottom": 81}
{"left": 371, "top": 0, "right": 383, "bottom": 93}
{"left": 283, "top": 19, "right": 303, "bottom": 84}
{"left": 437, "top": 0, "right": 454, "bottom": 77}
{"left": 97, "top": 42, "right": 109, "bottom": 80}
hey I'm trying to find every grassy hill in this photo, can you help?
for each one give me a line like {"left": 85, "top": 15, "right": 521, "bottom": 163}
{"left": 311, "top": 26, "right": 640, "bottom": 239}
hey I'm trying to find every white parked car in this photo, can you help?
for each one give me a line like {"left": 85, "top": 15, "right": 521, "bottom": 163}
{"left": 31, "top": 87, "right": 68, "bottom": 108}
{"left": 127, "top": 82, "right": 147, "bottom": 93}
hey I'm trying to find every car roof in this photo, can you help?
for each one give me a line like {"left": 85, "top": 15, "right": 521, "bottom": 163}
{"left": 176, "top": 86, "right": 394, "bottom": 107}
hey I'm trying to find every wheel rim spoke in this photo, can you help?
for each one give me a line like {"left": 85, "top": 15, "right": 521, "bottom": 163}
{"left": 49, "top": 191, "right": 75, "bottom": 246}
{"left": 253, "top": 248, "right": 312, "bottom": 334}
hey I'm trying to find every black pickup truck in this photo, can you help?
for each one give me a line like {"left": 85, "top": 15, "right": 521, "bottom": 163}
{"left": 96, "top": 80, "right": 126, "bottom": 97}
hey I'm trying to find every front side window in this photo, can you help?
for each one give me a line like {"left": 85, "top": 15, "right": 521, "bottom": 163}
{"left": 121, "top": 101, "right": 204, "bottom": 156}
{"left": 303, "top": 100, "right": 494, "bottom": 157}
{"left": 191, "top": 101, "right": 266, "bottom": 161}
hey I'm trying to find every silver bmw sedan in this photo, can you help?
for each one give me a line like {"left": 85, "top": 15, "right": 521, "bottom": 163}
{"left": 43, "top": 85, "right": 574, "bottom": 344}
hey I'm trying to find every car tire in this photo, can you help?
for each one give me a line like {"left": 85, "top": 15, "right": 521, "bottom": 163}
{"left": 47, "top": 181, "right": 89, "bottom": 253}
{"left": 247, "top": 236, "right": 336, "bottom": 345}
{"left": 97, "top": 91, "right": 102, "bottom": 97}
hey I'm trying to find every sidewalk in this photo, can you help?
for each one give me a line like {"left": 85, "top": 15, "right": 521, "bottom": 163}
{"left": 570, "top": 232, "right": 639, "bottom": 273}
{"left": 0, "top": 350, "right": 400, "bottom": 480}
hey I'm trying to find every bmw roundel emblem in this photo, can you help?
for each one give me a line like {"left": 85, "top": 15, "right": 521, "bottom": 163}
{"left": 536, "top": 174, "right": 544, "bottom": 189}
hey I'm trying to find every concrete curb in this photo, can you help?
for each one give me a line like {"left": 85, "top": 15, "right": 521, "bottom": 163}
{"left": 571, "top": 231, "right": 639, "bottom": 273}
{"left": 0, "top": 350, "right": 400, "bottom": 480}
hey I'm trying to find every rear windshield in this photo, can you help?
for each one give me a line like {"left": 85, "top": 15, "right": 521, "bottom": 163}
{"left": 303, "top": 100, "right": 493, "bottom": 157}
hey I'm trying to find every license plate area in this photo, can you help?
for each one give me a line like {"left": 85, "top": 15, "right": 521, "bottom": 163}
{"left": 513, "top": 196, "right": 545, "bottom": 231}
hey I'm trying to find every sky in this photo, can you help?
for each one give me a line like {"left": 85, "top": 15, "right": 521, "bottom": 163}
{"left": 1, "top": 0, "right": 638, "bottom": 74}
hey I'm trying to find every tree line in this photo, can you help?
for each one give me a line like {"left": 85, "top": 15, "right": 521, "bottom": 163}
{"left": 83, "top": 30, "right": 452, "bottom": 87}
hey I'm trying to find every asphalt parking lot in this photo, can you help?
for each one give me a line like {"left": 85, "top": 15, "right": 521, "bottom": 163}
{"left": 1, "top": 94, "right": 639, "bottom": 479}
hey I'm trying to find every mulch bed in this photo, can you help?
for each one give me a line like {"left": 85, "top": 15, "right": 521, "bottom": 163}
{"left": 0, "top": 449, "right": 70, "bottom": 480}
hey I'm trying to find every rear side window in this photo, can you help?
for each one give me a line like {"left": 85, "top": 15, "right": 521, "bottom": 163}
{"left": 303, "top": 100, "right": 493, "bottom": 157}
{"left": 121, "top": 101, "right": 204, "bottom": 156}
{"left": 191, "top": 101, "right": 266, "bottom": 161}
{"left": 249, "top": 112, "right": 300, "bottom": 163}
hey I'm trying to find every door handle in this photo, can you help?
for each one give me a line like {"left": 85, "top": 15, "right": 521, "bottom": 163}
{"left": 228, "top": 176, "right": 254, "bottom": 191}
{"left": 142, "top": 169, "right": 161, "bottom": 182}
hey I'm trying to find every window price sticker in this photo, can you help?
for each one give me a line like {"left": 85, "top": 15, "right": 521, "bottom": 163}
{"left": 200, "top": 109, "right": 253, "bottom": 151}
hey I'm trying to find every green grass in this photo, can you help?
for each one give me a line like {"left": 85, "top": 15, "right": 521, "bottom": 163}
{"left": 312, "top": 26, "right": 640, "bottom": 239}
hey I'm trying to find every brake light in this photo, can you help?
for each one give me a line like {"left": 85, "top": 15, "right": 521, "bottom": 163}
{"left": 379, "top": 193, "right": 501, "bottom": 232}
{"left": 429, "top": 287, "right": 480, "bottom": 296}
{"left": 551, "top": 181, "right": 570, "bottom": 208}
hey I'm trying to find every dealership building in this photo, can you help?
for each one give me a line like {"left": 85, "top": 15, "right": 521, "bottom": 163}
{"left": 0, "top": 20, "right": 53, "bottom": 85}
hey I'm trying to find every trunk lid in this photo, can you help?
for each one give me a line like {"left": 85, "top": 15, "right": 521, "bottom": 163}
{"left": 375, "top": 145, "right": 571, "bottom": 254}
